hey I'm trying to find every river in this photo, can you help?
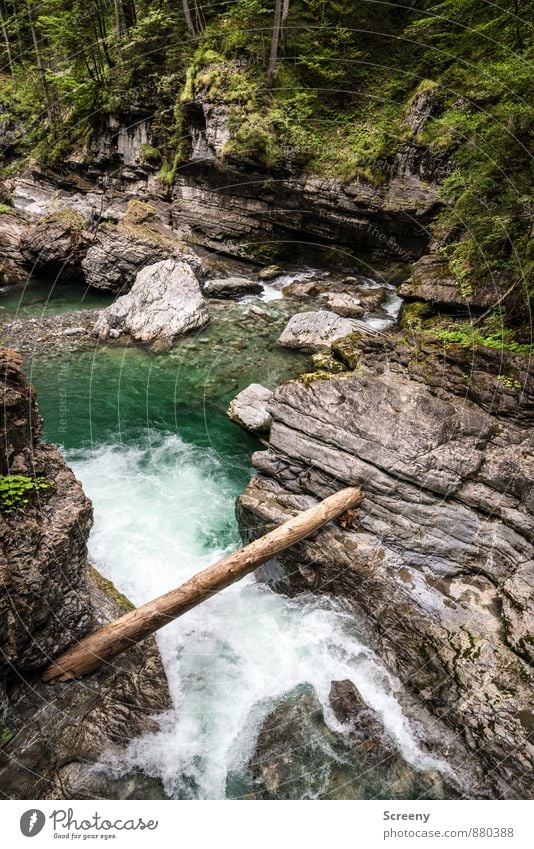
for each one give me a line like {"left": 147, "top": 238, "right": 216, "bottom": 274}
{"left": 0, "top": 267, "right": 453, "bottom": 799}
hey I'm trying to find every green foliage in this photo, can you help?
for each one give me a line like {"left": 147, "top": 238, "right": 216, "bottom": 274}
{"left": 0, "top": 475, "right": 55, "bottom": 514}
{"left": 0, "top": 204, "right": 13, "bottom": 215}
{"left": 428, "top": 310, "right": 533, "bottom": 354}
{"left": 0, "top": 727, "right": 14, "bottom": 747}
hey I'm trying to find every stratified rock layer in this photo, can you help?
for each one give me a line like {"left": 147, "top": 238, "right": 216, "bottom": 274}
{"left": 237, "top": 333, "right": 534, "bottom": 799}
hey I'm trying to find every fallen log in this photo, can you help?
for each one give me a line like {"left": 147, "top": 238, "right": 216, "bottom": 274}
{"left": 43, "top": 486, "right": 363, "bottom": 683}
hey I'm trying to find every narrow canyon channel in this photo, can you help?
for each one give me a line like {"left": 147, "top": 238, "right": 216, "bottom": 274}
{"left": 0, "top": 264, "right": 454, "bottom": 800}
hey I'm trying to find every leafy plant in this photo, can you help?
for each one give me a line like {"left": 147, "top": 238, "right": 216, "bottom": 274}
{"left": 0, "top": 475, "right": 55, "bottom": 514}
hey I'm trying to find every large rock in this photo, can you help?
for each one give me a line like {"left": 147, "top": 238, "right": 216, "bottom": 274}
{"left": 20, "top": 209, "right": 89, "bottom": 274}
{"left": 81, "top": 222, "right": 171, "bottom": 292}
{"left": 227, "top": 384, "right": 273, "bottom": 434}
{"left": 81, "top": 201, "right": 194, "bottom": 292}
{"left": 203, "top": 276, "right": 262, "bottom": 298}
{"left": 399, "top": 254, "right": 495, "bottom": 309}
{"left": 322, "top": 292, "right": 365, "bottom": 318}
{"left": 277, "top": 311, "right": 364, "bottom": 352}
{"left": 0, "top": 209, "right": 29, "bottom": 285}
{"left": 237, "top": 334, "right": 534, "bottom": 799}
{"left": 240, "top": 685, "right": 454, "bottom": 800}
{"left": 94, "top": 258, "right": 209, "bottom": 350}
{"left": 0, "top": 349, "right": 171, "bottom": 799}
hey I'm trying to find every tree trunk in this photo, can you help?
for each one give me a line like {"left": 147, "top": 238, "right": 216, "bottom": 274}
{"left": 24, "top": 0, "right": 55, "bottom": 130}
{"left": 43, "top": 487, "right": 363, "bottom": 683}
{"left": 267, "top": 0, "right": 283, "bottom": 86}
{"left": 0, "top": 3, "right": 13, "bottom": 76}
{"left": 182, "top": 0, "right": 197, "bottom": 42}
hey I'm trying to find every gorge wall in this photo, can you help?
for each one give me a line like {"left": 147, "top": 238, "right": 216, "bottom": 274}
{"left": 0, "top": 349, "right": 171, "bottom": 800}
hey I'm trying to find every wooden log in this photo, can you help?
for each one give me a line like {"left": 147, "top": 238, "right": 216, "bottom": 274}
{"left": 43, "top": 486, "right": 363, "bottom": 683}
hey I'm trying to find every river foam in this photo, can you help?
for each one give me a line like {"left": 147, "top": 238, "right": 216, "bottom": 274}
{"left": 69, "top": 431, "right": 447, "bottom": 799}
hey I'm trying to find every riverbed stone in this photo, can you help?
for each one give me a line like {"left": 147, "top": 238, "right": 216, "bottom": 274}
{"left": 277, "top": 311, "right": 364, "bottom": 352}
{"left": 227, "top": 383, "right": 273, "bottom": 434}
{"left": 203, "top": 276, "right": 262, "bottom": 298}
{"left": 322, "top": 292, "right": 365, "bottom": 318}
{"left": 94, "top": 258, "right": 209, "bottom": 351}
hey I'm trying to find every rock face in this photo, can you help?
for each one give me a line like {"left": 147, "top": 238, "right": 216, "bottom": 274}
{"left": 227, "top": 384, "right": 273, "bottom": 434}
{"left": 20, "top": 209, "right": 89, "bottom": 275}
{"left": 0, "top": 210, "right": 29, "bottom": 285}
{"left": 399, "top": 253, "right": 494, "bottom": 309}
{"left": 94, "top": 258, "right": 209, "bottom": 350}
{"left": 277, "top": 311, "right": 365, "bottom": 351}
{"left": 203, "top": 276, "right": 262, "bottom": 298}
{"left": 237, "top": 333, "right": 534, "bottom": 799}
{"left": 82, "top": 222, "right": 172, "bottom": 292}
{"left": 0, "top": 349, "right": 171, "bottom": 799}
{"left": 241, "top": 684, "right": 454, "bottom": 800}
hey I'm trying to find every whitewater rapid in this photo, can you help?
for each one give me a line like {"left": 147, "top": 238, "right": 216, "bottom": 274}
{"left": 69, "top": 431, "right": 446, "bottom": 799}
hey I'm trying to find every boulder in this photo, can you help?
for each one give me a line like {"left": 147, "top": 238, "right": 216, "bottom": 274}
{"left": 356, "top": 286, "right": 388, "bottom": 312}
{"left": 322, "top": 292, "right": 365, "bottom": 318}
{"left": 81, "top": 223, "right": 170, "bottom": 292}
{"left": 258, "top": 264, "right": 283, "bottom": 280}
{"left": 20, "top": 209, "right": 89, "bottom": 274}
{"left": 277, "top": 311, "right": 364, "bottom": 352}
{"left": 203, "top": 276, "right": 262, "bottom": 298}
{"left": 227, "top": 383, "right": 273, "bottom": 434}
{"left": 399, "top": 254, "right": 494, "bottom": 309}
{"left": 94, "top": 258, "right": 209, "bottom": 351}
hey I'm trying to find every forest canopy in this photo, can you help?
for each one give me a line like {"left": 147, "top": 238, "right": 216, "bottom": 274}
{"left": 0, "top": 1, "right": 532, "bottom": 312}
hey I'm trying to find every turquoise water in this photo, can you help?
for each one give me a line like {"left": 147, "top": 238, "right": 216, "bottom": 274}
{"left": 0, "top": 281, "right": 451, "bottom": 799}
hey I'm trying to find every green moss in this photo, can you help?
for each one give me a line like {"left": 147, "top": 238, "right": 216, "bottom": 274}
{"left": 0, "top": 727, "right": 14, "bottom": 747}
{"left": 310, "top": 352, "right": 347, "bottom": 374}
{"left": 43, "top": 208, "right": 85, "bottom": 232}
{"left": 88, "top": 565, "right": 135, "bottom": 613}
{"left": 331, "top": 333, "right": 365, "bottom": 370}
{"left": 139, "top": 143, "right": 162, "bottom": 166}
{"left": 399, "top": 300, "right": 435, "bottom": 329}
{"left": 0, "top": 203, "right": 13, "bottom": 215}
{"left": 299, "top": 371, "right": 334, "bottom": 385}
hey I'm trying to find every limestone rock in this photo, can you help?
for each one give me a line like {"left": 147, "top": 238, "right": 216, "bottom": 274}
{"left": 20, "top": 209, "right": 89, "bottom": 274}
{"left": 322, "top": 292, "right": 365, "bottom": 318}
{"left": 94, "top": 258, "right": 209, "bottom": 350}
{"left": 237, "top": 334, "right": 534, "bottom": 799}
{"left": 203, "top": 276, "right": 262, "bottom": 298}
{"left": 0, "top": 348, "right": 171, "bottom": 800}
{"left": 0, "top": 209, "right": 28, "bottom": 285}
{"left": 227, "top": 383, "right": 273, "bottom": 434}
{"left": 399, "top": 254, "right": 494, "bottom": 309}
{"left": 258, "top": 265, "right": 283, "bottom": 280}
{"left": 277, "top": 311, "right": 364, "bottom": 352}
{"left": 81, "top": 223, "right": 170, "bottom": 292}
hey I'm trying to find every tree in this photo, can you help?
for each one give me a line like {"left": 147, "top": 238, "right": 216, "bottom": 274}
{"left": 23, "top": 0, "right": 55, "bottom": 130}
{"left": 267, "top": 0, "right": 284, "bottom": 86}
{"left": 0, "top": 1, "right": 14, "bottom": 76}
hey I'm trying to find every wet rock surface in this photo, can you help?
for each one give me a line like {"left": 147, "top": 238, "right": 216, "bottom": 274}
{"left": 277, "top": 310, "right": 365, "bottom": 352}
{"left": 0, "top": 349, "right": 171, "bottom": 799}
{"left": 237, "top": 332, "right": 534, "bottom": 799}
{"left": 238, "top": 684, "right": 456, "bottom": 800}
{"left": 203, "top": 276, "right": 262, "bottom": 298}
{"left": 227, "top": 383, "right": 273, "bottom": 434}
{"left": 94, "top": 258, "right": 209, "bottom": 351}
